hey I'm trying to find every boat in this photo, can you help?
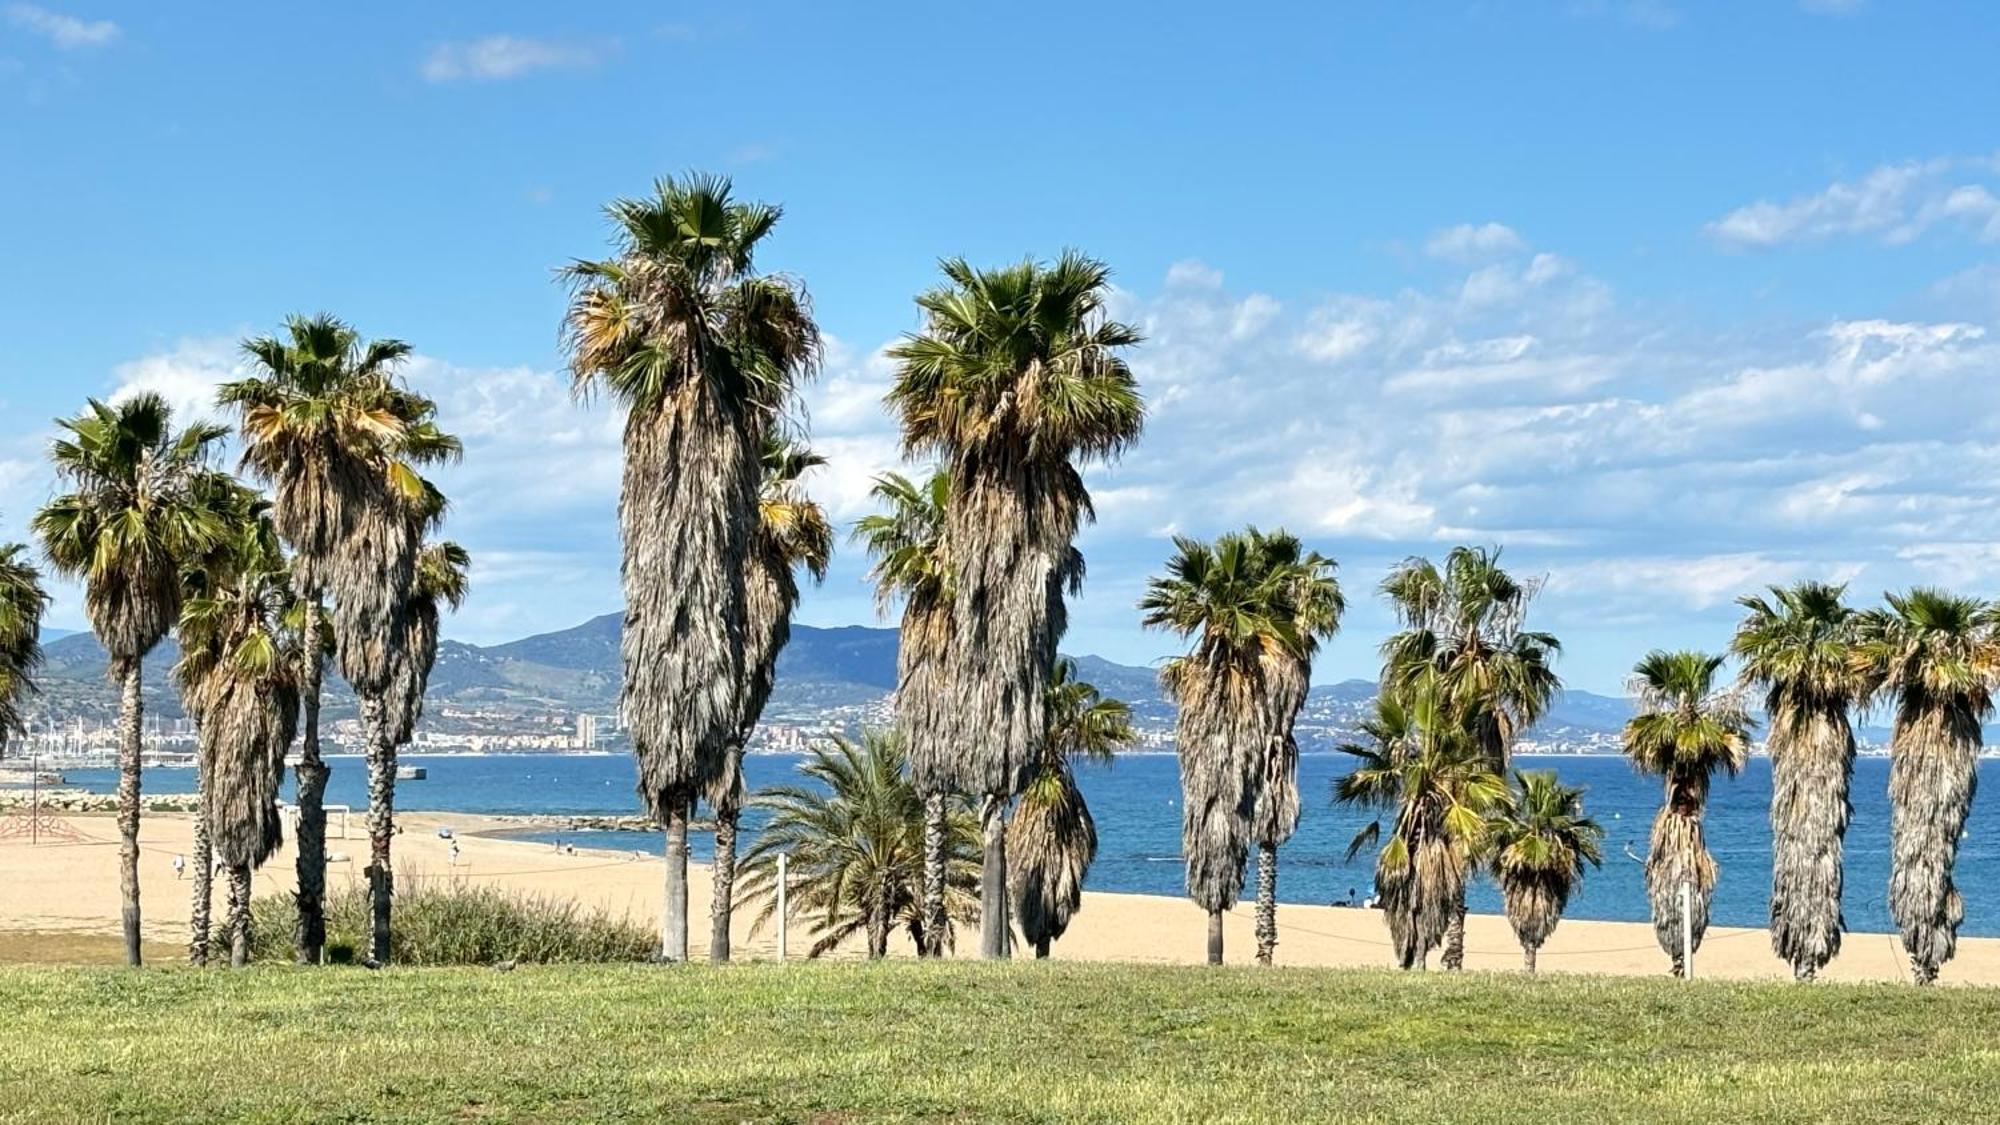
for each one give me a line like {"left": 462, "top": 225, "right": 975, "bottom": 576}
{"left": 396, "top": 766, "right": 427, "bottom": 781}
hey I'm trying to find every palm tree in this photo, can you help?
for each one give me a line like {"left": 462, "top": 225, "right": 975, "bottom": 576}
{"left": 174, "top": 502, "right": 300, "bottom": 968}
{"left": 221, "top": 312, "right": 447, "bottom": 965}
{"left": 1853, "top": 589, "right": 2000, "bottom": 985}
{"left": 1140, "top": 528, "right": 1328, "bottom": 964}
{"left": 564, "top": 173, "right": 820, "bottom": 962}
{"left": 709, "top": 437, "right": 831, "bottom": 962}
{"left": 0, "top": 540, "right": 48, "bottom": 758}
{"left": 1008, "top": 659, "right": 1136, "bottom": 958}
{"left": 1379, "top": 546, "right": 1560, "bottom": 969}
{"left": 737, "top": 732, "right": 980, "bottom": 958}
{"left": 33, "top": 394, "right": 228, "bottom": 966}
{"left": 854, "top": 468, "right": 956, "bottom": 957}
{"left": 1489, "top": 770, "right": 1603, "bottom": 973}
{"left": 1336, "top": 685, "right": 1509, "bottom": 970}
{"left": 1732, "top": 581, "right": 1862, "bottom": 982}
{"left": 887, "top": 252, "right": 1143, "bottom": 959}
{"left": 1623, "top": 650, "right": 1751, "bottom": 978}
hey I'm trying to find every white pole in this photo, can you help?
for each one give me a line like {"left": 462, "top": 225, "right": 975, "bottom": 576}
{"left": 776, "top": 852, "right": 788, "bottom": 963}
{"left": 1680, "top": 881, "right": 1694, "bottom": 981}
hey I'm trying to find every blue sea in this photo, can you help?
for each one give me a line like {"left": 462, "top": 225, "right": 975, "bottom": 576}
{"left": 52, "top": 752, "right": 2000, "bottom": 936}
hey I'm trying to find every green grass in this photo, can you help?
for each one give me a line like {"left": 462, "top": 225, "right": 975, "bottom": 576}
{"left": 248, "top": 882, "right": 656, "bottom": 966}
{"left": 2, "top": 962, "right": 1999, "bottom": 1123}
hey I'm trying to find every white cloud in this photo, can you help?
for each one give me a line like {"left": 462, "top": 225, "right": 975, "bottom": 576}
{"left": 1424, "top": 222, "right": 1526, "bottom": 262}
{"left": 421, "top": 36, "right": 610, "bottom": 83}
{"left": 5, "top": 4, "right": 116, "bottom": 49}
{"left": 106, "top": 337, "right": 241, "bottom": 424}
{"left": 1707, "top": 157, "right": 2000, "bottom": 249}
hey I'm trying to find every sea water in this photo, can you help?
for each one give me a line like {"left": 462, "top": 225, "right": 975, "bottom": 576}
{"left": 55, "top": 752, "right": 2000, "bottom": 936}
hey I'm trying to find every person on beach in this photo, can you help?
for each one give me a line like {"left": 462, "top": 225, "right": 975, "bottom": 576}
{"left": 171, "top": 854, "right": 184, "bottom": 880}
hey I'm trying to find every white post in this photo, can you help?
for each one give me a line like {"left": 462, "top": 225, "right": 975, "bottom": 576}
{"left": 1680, "top": 881, "right": 1694, "bottom": 981}
{"left": 776, "top": 852, "right": 789, "bottom": 963}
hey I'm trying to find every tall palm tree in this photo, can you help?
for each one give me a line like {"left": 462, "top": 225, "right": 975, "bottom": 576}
{"left": 1732, "top": 581, "right": 1862, "bottom": 982}
{"left": 174, "top": 503, "right": 300, "bottom": 968}
{"left": 1336, "top": 685, "right": 1509, "bottom": 970}
{"left": 1008, "top": 659, "right": 1136, "bottom": 958}
{"left": 737, "top": 732, "right": 980, "bottom": 958}
{"left": 1379, "top": 546, "right": 1560, "bottom": 969}
{"left": 1140, "top": 528, "right": 1326, "bottom": 964}
{"left": 564, "top": 173, "right": 820, "bottom": 962}
{"left": 887, "top": 252, "right": 1143, "bottom": 959}
{"left": 709, "top": 437, "right": 831, "bottom": 962}
{"left": 854, "top": 468, "right": 956, "bottom": 956}
{"left": 1853, "top": 588, "right": 2000, "bottom": 985}
{"left": 1624, "top": 650, "right": 1751, "bottom": 978}
{"left": 0, "top": 540, "right": 48, "bottom": 758}
{"left": 33, "top": 394, "right": 228, "bottom": 966}
{"left": 1488, "top": 770, "right": 1603, "bottom": 973}
{"left": 221, "top": 312, "right": 447, "bottom": 964}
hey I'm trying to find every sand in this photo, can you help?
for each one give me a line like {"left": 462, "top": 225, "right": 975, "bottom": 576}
{"left": 3, "top": 807, "right": 1994, "bottom": 984}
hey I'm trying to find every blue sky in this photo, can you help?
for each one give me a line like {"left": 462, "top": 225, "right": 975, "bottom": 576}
{"left": 5, "top": 1, "right": 2000, "bottom": 692}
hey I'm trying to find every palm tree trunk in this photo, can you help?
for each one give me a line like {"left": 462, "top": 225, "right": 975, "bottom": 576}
{"left": 1206, "top": 908, "right": 1224, "bottom": 965}
{"left": 709, "top": 806, "right": 736, "bottom": 963}
{"left": 1442, "top": 892, "right": 1467, "bottom": 971}
{"left": 1255, "top": 842, "right": 1279, "bottom": 966}
{"left": 921, "top": 791, "right": 948, "bottom": 958}
{"left": 189, "top": 789, "right": 212, "bottom": 967}
{"left": 661, "top": 798, "right": 689, "bottom": 962}
{"left": 363, "top": 698, "right": 396, "bottom": 966}
{"left": 979, "top": 795, "right": 1010, "bottom": 960}
{"left": 115, "top": 657, "right": 143, "bottom": 968}
{"left": 1524, "top": 943, "right": 1538, "bottom": 974}
{"left": 1035, "top": 936, "right": 1051, "bottom": 959}
{"left": 227, "top": 864, "right": 252, "bottom": 969}
{"left": 870, "top": 879, "right": 892, "bottom": 959}
{"left": 293, "top": 596, "right": 329, "bottom": 965}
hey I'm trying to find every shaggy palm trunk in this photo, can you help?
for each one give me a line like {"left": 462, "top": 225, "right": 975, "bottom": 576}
{"left": 226, "top": 865, "right": 252, "bottom": 969}
{"left": 363, "top": 698, "right": 396, "bottom": 965}
{"left": 293, "top": 596, "right": 329, "bottom": 965}
{"left": 1206, "top": 910, "right": 1224, "bottom": 965}
{"left": 189, "top": 789, "right": 212, "bottom": 967}
{"left": 1523, "top": 944, "right": 1538, "bottom": 973}
{"left": 661, "top": 798, "right": 690, "bottom": 963}
{"left": 869, "top": 880, "right": 893, "bottom": 960}
{"left": 921, "top": 792, "right": 949, "bottom": 958}
{"left": 1646, "top": 776, "right": 1715, "bottom": 978}
{"left": 1503, "top": 878, "right": 1563, "bottom": 978}
{"left": 1889, "top": 705, "right": 1979, "bottom": 985}
{"left": 709, "top": 806, "right": 737, "bottom": 963}
{"left": 1441, "top": 895, "right": 1468, "bottom": 971}
{"left": 1768, "top": 708, "right": 1853, "bottom": 983}
{"left": 1254, "top": 843, "right": 1279, "bottom": 966}
{"left": 115, "top": 658, "right": 144, "bottom": 967}
{"left": 980, "top": 796, "right": 1010, "bottom": 959}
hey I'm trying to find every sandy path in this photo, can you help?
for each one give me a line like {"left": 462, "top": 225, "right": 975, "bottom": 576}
{"left": 2, "top": 809, "right": 1990, "bottom": 983}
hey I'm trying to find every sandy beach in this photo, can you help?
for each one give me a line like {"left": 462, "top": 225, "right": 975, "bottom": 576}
{"left": 4, "top": 808, "right": 1994, "bottom": 984}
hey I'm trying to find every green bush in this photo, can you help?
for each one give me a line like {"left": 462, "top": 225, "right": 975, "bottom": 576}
{"left": 249, "top": 880, "right": 656, "bottom": 965}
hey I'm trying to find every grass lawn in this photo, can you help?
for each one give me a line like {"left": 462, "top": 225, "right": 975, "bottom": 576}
{"left": 3, "top": 961, "right": 1999, "bottom": 1123}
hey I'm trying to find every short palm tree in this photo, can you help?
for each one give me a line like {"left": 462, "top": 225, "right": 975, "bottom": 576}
{"left": 854, "top": 468, "right": 956, "bottom": 957}
{"left": 1337, "top": 685, "right": 1509, "bottom": 970}
{"left": 174, "top": 503, "right": 300, "bottom": 968}
{"left": 33, "top": 394, "right": 228, "bottom": 966}
{"left": 1732, "top": 581, "right": 1862, "bottom": 982}
{"left": 1488, "top": 770, "right": 1603, "bottom": 973}
{"left": 0, "top": 540, "right": 48, "bottom": 757}
{"left": 737, "top": 732, "right": 980, "bottom": 958}
{"left": 1008, "top": 659, "right": 1136, "bottom": 958}
{"left": 1379, "top": 546, "right": 1560, "bottom": 968}
{"left": 564, "top": 173, "right": 820, "bottom": 962}
{"left": 221, "top": 312, "right": 449, "bottom": 964}
{"left": 887, "top": 251, "right": 1143, "bottom": 959}
{"left": 1140, "top": 528, "right": 1331, "bottom": 964}
{"left": 709, "top": 437, "right": 831, "bottom": 962}
{"left": 1853, "top": 588, "right": 2000, "bottom": 985}
{"left": 1623, "top": 650, "right": 1751, "bottom": 978}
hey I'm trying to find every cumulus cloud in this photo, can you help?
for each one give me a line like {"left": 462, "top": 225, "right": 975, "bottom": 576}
{"left": 1707, "top": 157, "right": 2000, "bottom": 249}
{"left": 421, "top": 36, "right": 611, "bottom": 83}
{"left": 1424, "top": 222, "right": 1526, "bottom": 262}
{"left": 5, "top": 4, "right": 116, "bottom": 49}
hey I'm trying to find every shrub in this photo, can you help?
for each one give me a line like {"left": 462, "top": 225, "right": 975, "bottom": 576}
{"left": 250, "top": 880, "right": 656, "bottom": 965}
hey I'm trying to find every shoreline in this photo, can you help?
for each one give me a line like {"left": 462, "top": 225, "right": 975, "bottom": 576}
{"left": 3, "top": 808, "right": 1995, "bottom": 984}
